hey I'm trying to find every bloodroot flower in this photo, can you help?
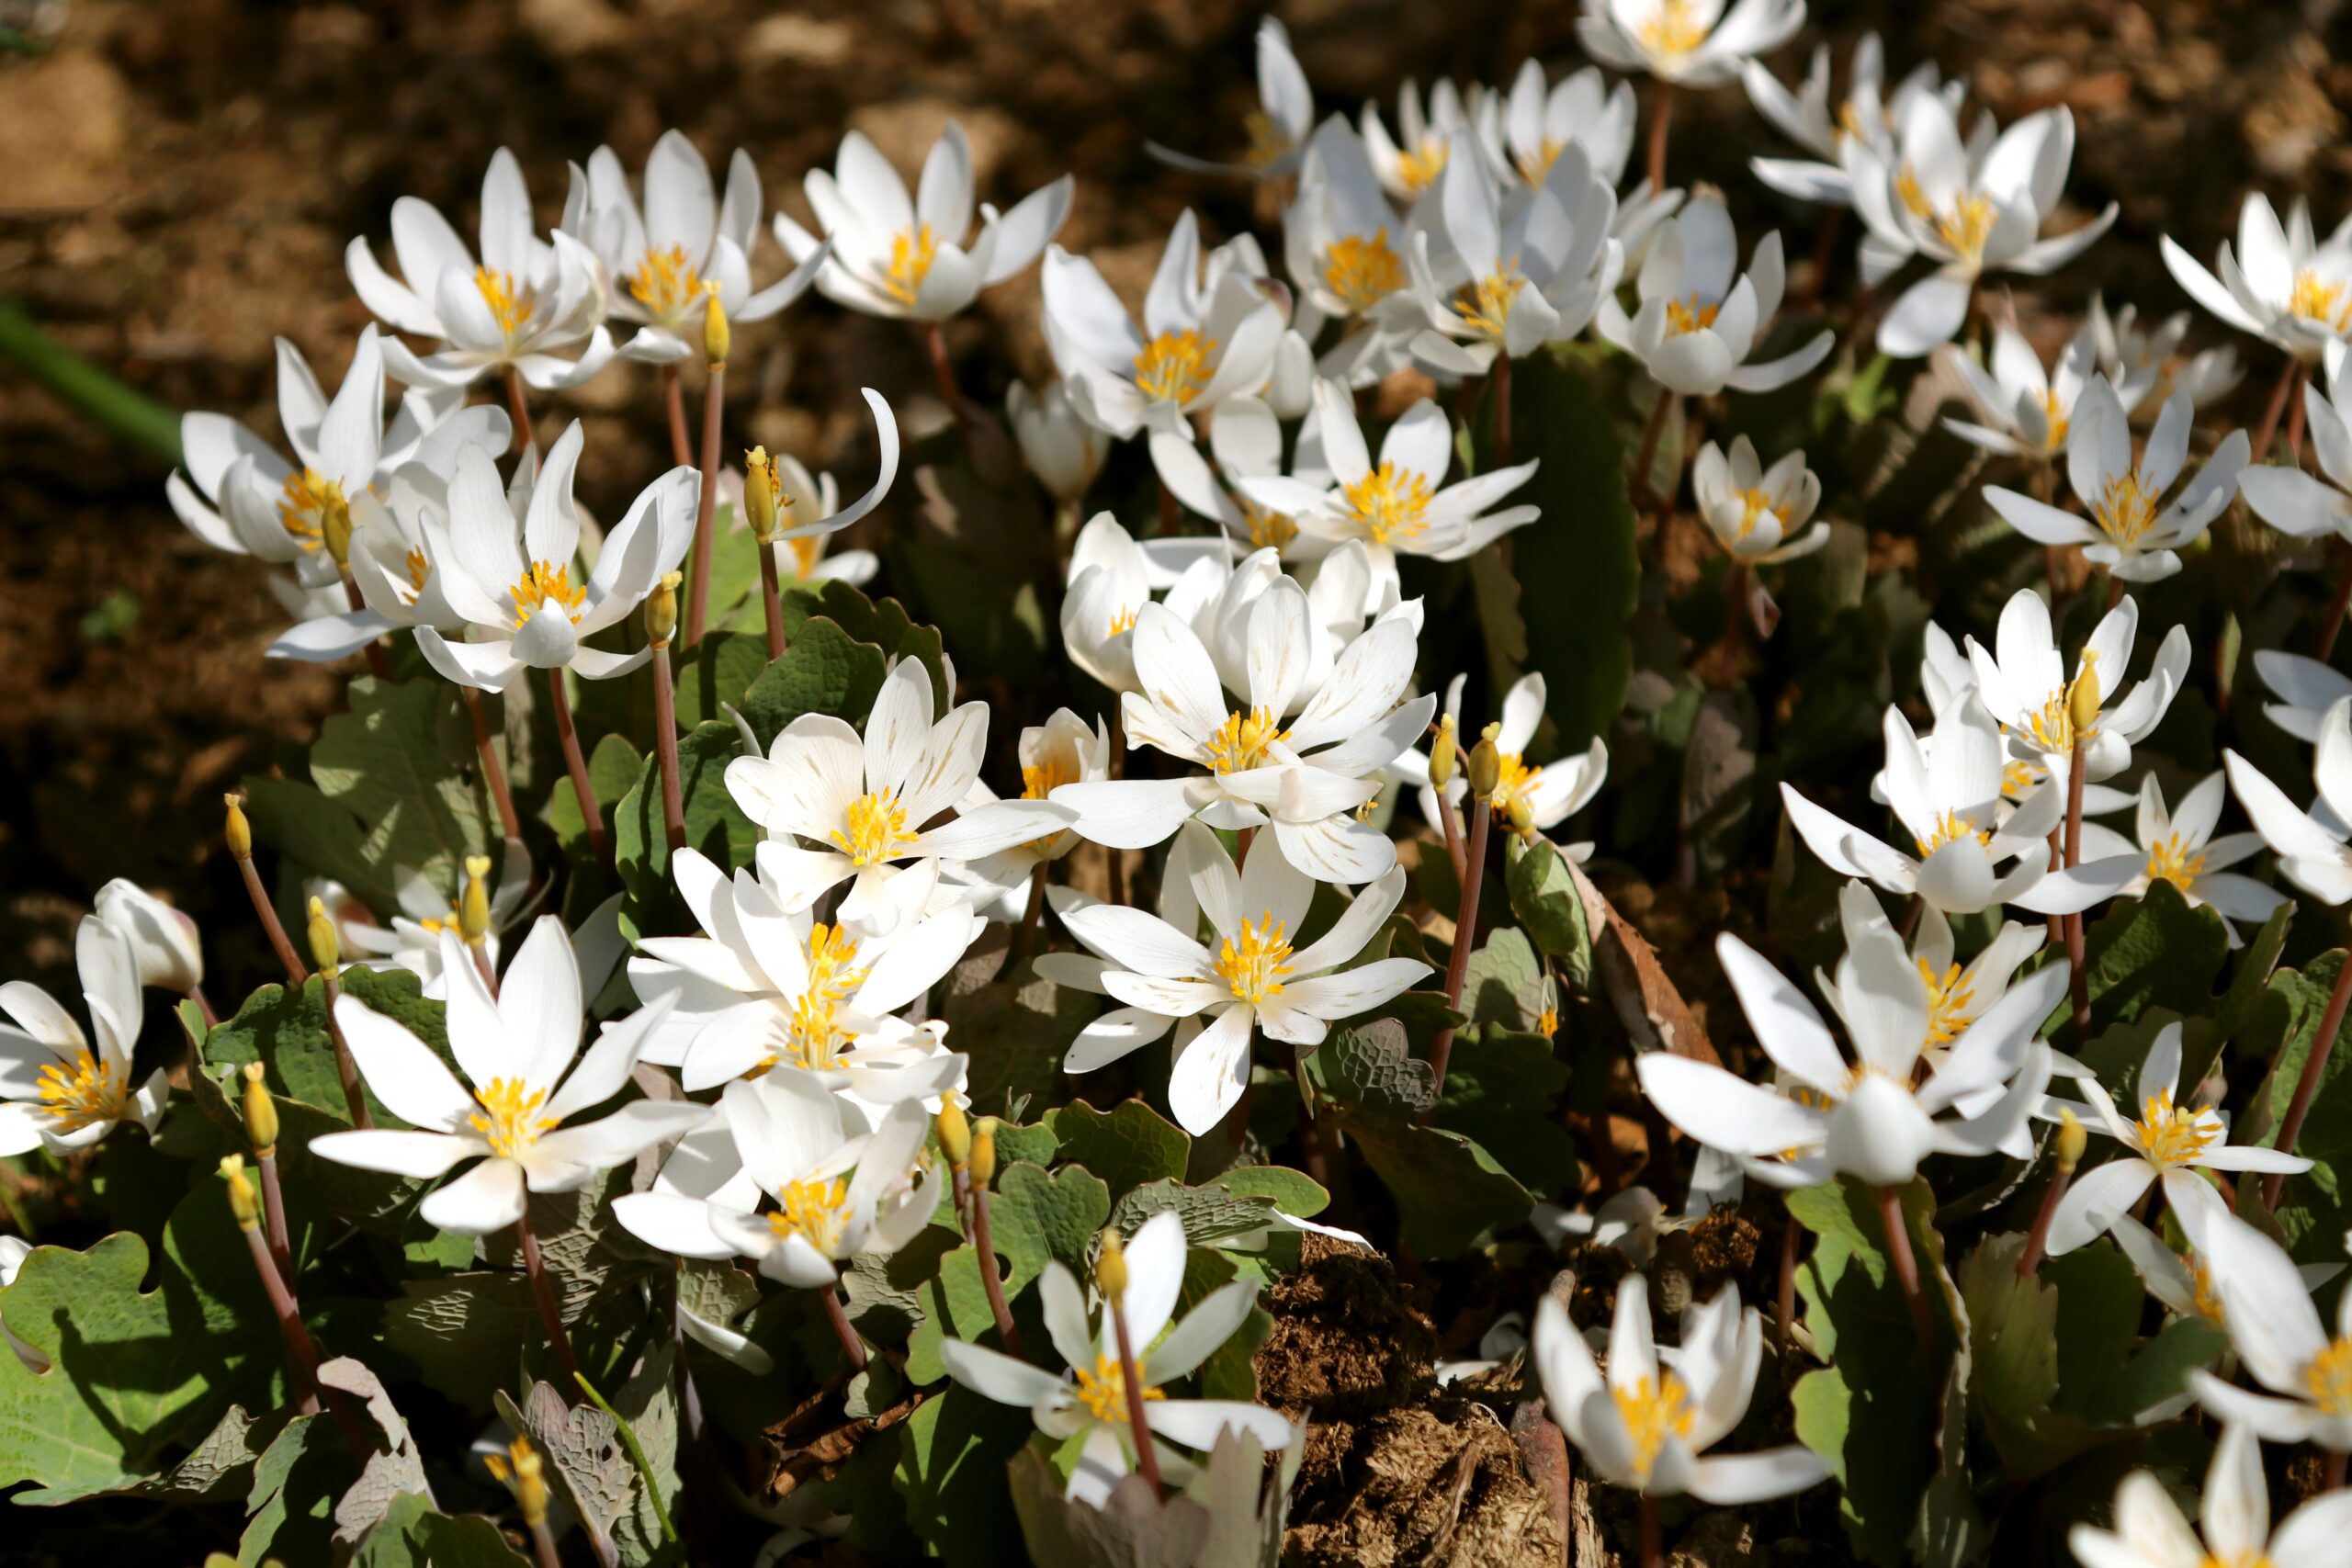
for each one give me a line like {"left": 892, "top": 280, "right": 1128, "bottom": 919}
{"left": 0, "top": 918, "right": 166, "bottom": 1156}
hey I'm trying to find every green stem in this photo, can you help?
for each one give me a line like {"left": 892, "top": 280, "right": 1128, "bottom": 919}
{"left": 0, "top": 298, "right": 181, "bottom": 465}
{"left": 573, "top": 1371, "right": 679, "bottom": 1545}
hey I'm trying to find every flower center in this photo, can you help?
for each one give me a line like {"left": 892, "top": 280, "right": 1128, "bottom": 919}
{"left": 1913, "top": 810, "right": 1990, "bottom": 858}
{"left": 1205, "top": 706, "right": 1289, "bottom": 774}
{"left": 1918, "top": 959, "right": 1976, "bottom": 1049}
{"left": 1611, "top": 1372, "right": 1695, "bottom": 1484}
{"left": 1132, "top": 331, "right": 1218, "bottom": 405}
{"left": 1835, "top": 101, "right": 1874, "bottom": 147}
{"left": 2040, "top": 390, "right": 2070, "bottom": 451}
{"left": 1490, "top": 751, "right": 1543, "bottom": 813}
{"left": 1071, "top": 1352, "right": 1165, "bottom": 1424}
{"left": 1216, "top": 912, "right": 1295, "bottom": 1006}
{"left": 278, "top": 468, "right": 345, "bottom": 552}
{"left": 2000, "top": 759, "right": 2041, "bottom": 800}
{"left": 1105, "top": 605, "right": 1139, "bottom": 638}
{"left": 2146, "top": 833, "right": 2207, "bottom": 893}
{"left": 1342, "top": 460, "right": 1434, "bottom": 547}
{"left": 1516, "top": 138, "right": 1565, "bottom": 185}
{"left": 1665, "top": 294, "right": 1720, "bottom": 336}
{"left": 2188, "top": 1252, "right": 2226, "bottom": 1326}
{"left": 1453, "top": 268, "right": 1525, "bottom": 342}
{"left": 1637, "top": 0, "right": 1707, "bottom": 59}
{"left": 1536, "top": 1003, "right": 1559, "bottom": 1037}
{"left": 1734, "top": 487, "right": 1785, "bottom": 542}
{"left": 1933, "top": 196, "right": 1996, "bottom": 266}
{"left": 37, "top": 1049, "right": 123, "bottom": 1132}
{"left": 1022, "top": 757, "right": 1078, "bottom": 800}
{"left": 830, "top": 789, "right": 918, "bottom": 867}
{"left": 1322, "top": 231, "right": 1407, "bottom": 313}
{"left": 1241, "top": 499, "right": 1298, "bottom": 551}
{"left": 786, "top": 535, "right": 824, "bottom": 580}
{"left": 405, "top": 547, "right": 432, "bottom": 596}
{"left": 475, "top": 265, "right": 536, "bottom": 337}
{"left": 884, "top": 223, "right": 939, "bottom": 307}
{"left": 2094, "top": 470, "right": 2161, "bottom": 547}
{"left": 469, "top": 1077, "right": 558, "bottom": 1158}
{"left": 2291, "top": 268, "right": 2350, "bottom": 330}
{"left": 508, "top": 559, "right": 586, "bottom": 627}
{"left": 783, "top": 923, "right": 868, "bottom": 1072}
{"left": 766, "top": 1175, "right": 852, "bottom": 1258}
{"left": 1396, "top": 138, "right": 1449, "bottom": 195}
{"left": 628, "top": 244, "right": 705, "bottom": 319}
{"left": 2306, "top": 1337, "right": 2352, "bottom": 1416}
{"left": 2027, "top": 662, "right": 2102, "bottom": 752}
{"left": 2135, "top": 1088, "right": 2221, "bottom": 1168}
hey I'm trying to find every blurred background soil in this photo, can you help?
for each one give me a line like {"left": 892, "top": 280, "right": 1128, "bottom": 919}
{"left": 2, "top": 0, "right": 2348, "bottom": 1004}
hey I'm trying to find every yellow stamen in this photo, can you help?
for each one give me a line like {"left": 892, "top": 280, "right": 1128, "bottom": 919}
{"left": 277, "top": 468, "right": 345, "bottom": 552}
{"left": 781, "top": 923, "right": 869, "bottom": 1072}
{"left": 1515, "top": 138, "right": 1565, "bottom": 185}
{"left": 2039, "top": 390, "right": 2070, "bottom": 451}
{"left": 830, "top": 789, "right": 917, "bottom": 868}
{"left": 767, "top": 1175, "right": 852, "bottom": 1258}
{"left": 1636, "top": 0, "right": 1708, "bottom": 59}
{"left": 1341, "top": 460, "right": 1434, "bottom": 547}
{"left": 786, "top": 536, "right": 823, "bottom": 581}
{"left": 2306, "top": 1337, "right": 2352, "bottom": 1416}
{"left": 1611, "top": 1372, "right": 1696, "bottom": 1484}
{"left": 1918, "top": 959, "right": 1975, "bottom": 1049}
{"left": 475, "top": 265, "right": 535, "bottom": 337}
{"left": 507, "top": 560, "right": 586, "bottom": 627}
{"left": 1216, "top": 913, "right": 1295, "bottom": 1005}
{"left": 1396, "top": 138, "right": 1449, "bottom": 194}
{"left": 1913, "top": 810, "right": 1989, "bottom": 858}
{"left": 1453, "top": 268, "right": 1526, "bottom": 343}
{"left": 405, "top": 547, "right": 431, "bottom": 594}
{"left": 2135, "top": 1088, "right": 2221, "bottom": 1168}
{"left": 469, "top": 1077, "right": 559, "bottom": 1158}
{"left": 1071, "top": 1352, "right": 1165, "bottom": 1424}
{"left": 1322, "top": 231, "right": 1407, "bottom": 313}
{"left": 1205, "top": 706, "right": 1289, "bottom": 774}
{"left": 1240, "top": 499, "right": 1299, "bottom": 552}
{"left": 2094, "top": 469, "right": 2161, "bottom": 548}
{"left": 2292, "top": 269, "right": 2352, "bottom": 331}
{"left": 1489, "top": 751, "right": 1544, "bottom": 816}
{"left": 1933, "top": 196, "right": 1996, "bottom": 265}
{"left": 36, "top": 1048, "right": 123, "bottom": 1132}
{"left": 627, "top": 244, "right": 705, "bottom": 319}
{"left": 1537, "top": 1003, "right": 1559, "bottom": 1038}
{"left": 1664, "top": 294, "right": 1720, "bottom": 336}
{"left": 883, "top": 223, "right": 939, "bottom": 307}
{"left": 1106, "top": 605, "right": 1139, "bottom": 638}
{"left": 1022, "top": 758, "right": 1078, "bottom": 800}
{"left": 2187, "top": 1252, "right": 2226, "bottom": 1326}
{"left": 2001, "top": 759, "right": 2041, "bottom": 801}
{"left": 1132, "top": 331, "right": 1218, "bottom": 405}
{"left": 1836, "top": 102, "right": 1873, "bottom": 147}
{"left": 2146, "top": 833, "right": 2207, "bottom": 894}
{"left": 1733, "top": 487, "right": 1785, "bottom": 543}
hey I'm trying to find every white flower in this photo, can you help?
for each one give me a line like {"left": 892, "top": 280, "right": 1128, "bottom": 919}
{"left": 1849, "top": 98, "right": 2118, "bottom": 356}
{"left": 2091, "top": 294, "right": 2243, "bottom": 417}
{"left": 1964, "top": 590, "right": 2189, "bottom": 787}
{"left": 612, "top": 1068, "right": 941, "bottom": 1287}
{"left": 1050, "top": 588, "right": 1431, "bottom": 885}
{"left": 2072, "top": 1422, "right": 2352, "bottom": 1568}
{"left": 346, "top": 149, "right": 616, "bottom": 390}
{"left": 2186, "top": 1201, "right": 2352, "bottom": 1450}
{"left": 1395, "top": 673, "right": 1609, "bottom": 852}
{"left": 736, "top": 391, "right": 903, "bottom": 586}
{"left": 776, "top": 121, "right": 1073, "bottom": 322}
{"left": 310, "top": 919, "right": 708, "bottom": 1235}
{"left": 1182, "top": 544, "right": 1416, "bottom": 717}
{"left": 2161, "top": 193, "right": 2352, "bottom": 365}
{"left": 725, "top": 660, "right": 1073, "bottom": 931}
{"left": 1781, "top": 697, "right": 2122, "bottom": 916}
{"left": 1148, "top": 395, "right": 1334, "bottom": 568}
{"left": 626, "top": 846, "right": 979, "bottom": 1100}
{"left": 92, "top": 879, "right": 202, "bottom": 994}
{"left": 317, "top": 839, "right": 536, "bottom": 998}
{"left": 1938, "top": 321, "right": 2099, "bottom": 461}
{"left": 1813, "top": 881, "right": 2044, "bottom": 1084}
{"left": 1533, "top": 1275, "right": 1828, "bottom": 1503}
{"left": 939, "top": 1212, "right": 1297, "bottom": 1503}
{"left": 2256, "top": 649, "right": 2352, "bottom": 743}
{"left": 1641, "top": 925, "right": 2059, "bottom": 1188}
{"left": 1238, "top": 380, "right": 1538, "bottom": 607}
{"left": 412, "top": 423, "right": 699, "bottom": 691}
{"left": 1043, "top": 212, "right": 1284, "bottom": 440}
{"left": 1690, "top": 435, "right": 1829, "bottom": 563}
{"left": 1595, "top": 196, "right": 1833, "bottom": 397}
{"left": 1282, "top": 118, "right": 1424, "bottom": 344}
{"left": 2076, "top": 773, "right": 2287, "bottom": 946}
{"left": 170, "top": 327, "right": 507, "bottom": 613}
{"left": 956, "top": 709, "right": 1114, "bottom": 895}
{"left": 1147, "top": 17, "right": 1315, "bottom": 182}
{"left": 1577, "top": 0, "right": 1807, "bottom": 87}
{"left": 0, "top": 917, "right": 166, "bottom": 1156}
{"left": 1008, "top": 379, "right": 1110, "bottom": 505}
{"left": 571, "top": 129, "right": 827, "bottom": 365}
{"left": 1488, "top": 62, "right": 1638, "bottom": 190}
{"left": 2225, "top": 715, "right": 2352, "bottom": 907}
{"left": 2039, "top": 1022, "right": 2306, "bottom": 1257}
{"left": 1406, "top": 141, "right": 1624, "bottom": 379}
{"left": 1984, "top": 378, "right": 2248, "bottom": 583}
{"left": 1362, "top": 78, "right": 1476, "bottom": 201}
{"left": 1053, "top": 821, "right": 1428, "bottom": 1134}
{"left": 2243, "top": 357, "right": 2352, "bottom": 546}
{"left": 1746, "top": 34, "right": 1964, "bottom": 208}
{"left": 1057, "top": 513, "right": 1237, "bottom": 695}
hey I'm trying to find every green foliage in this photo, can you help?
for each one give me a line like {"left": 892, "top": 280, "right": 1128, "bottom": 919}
{"left": 612, "top": 719, "right": 757, "bottom": 919}
{"left": 737, "top": 618, "right": 888, "bottom": 745}
{"left": 1503, "top": 836, "right": 1591, "bottom": 989}
{"left": 1046, "top": 1100, "right": 1191, "bottom": 1198}
{"left": 2249, "top": 949, "right": 2352, "bottom": 1258}
{"left": 2077, "top": 882, "right": 2232, "bottom": 1034}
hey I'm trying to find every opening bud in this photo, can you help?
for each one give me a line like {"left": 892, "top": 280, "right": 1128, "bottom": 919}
{"left": 743, "top": 447, "right": 782, "bottom": 543}
{"left": 242, "top": 1061, "right": 278, "bottom": 1157}
{"left": 487, "top": 1436, "right": 551, "bottom": 1529}
{"left": 221, "top": 1154, "right": 260, "bottom": 1231}
{"left": 646, "top": 570, "right": 681, "bottom": 648}
{"left": 459, "top": 854, "right": 493, "bottom": 945}
{"left": 1093, "top": 1225, "right": 1128, "bottom": 1302}
{"left": 936, "top": 1100, "right": 971, "bottom": 1170}
{"left": 1504, "top": 793, "right": 1536, "bottom": 841}
{"left": 305, "top": 895, "right": 339, "bottom": 977}
{"left": 224, "top": 793, "right": 254, "bottom": 861}
{"left": 2055, "top": 1107, "right": 2086, "bottom": 1174}
{"left": 702, "top": 281, "right": 729, "bottom": 368}
{"left": 1428, "top": 715, "right": 1459, "bottom": 789}
{"left": 968, "top": 1115, "right": 998, "bottom": 1188}
{"left": 1467, "top": 723, "right": 1504, "bottom": 799}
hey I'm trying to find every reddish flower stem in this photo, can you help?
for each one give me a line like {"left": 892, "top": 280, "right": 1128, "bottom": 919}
{"left": 650, "top": 643, "right": 687, "bottom": 854}
{"left": 547, "top": 667, "right": 607, "bottom": 864}
{"left": 515, "top": 1198, "right": 583, "bottom": 1391}
{"left": 684, "top": 366, "right": 725, "bottom": 648}
{"left": 2266, "top": 952, "right": 2352, "bottom": 1209}
{"left": 1425, "top": 795, "right": 1491, "bottom": 1112}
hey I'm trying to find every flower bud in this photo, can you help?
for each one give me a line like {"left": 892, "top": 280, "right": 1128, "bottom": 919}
{"left": 242, "top": 1061, "right": 278, "bottom": 1157}
{"left": 1093, "top": 1225, "right": 1128, "bottom": 1302}
{"left": 487, "top": 1437, "right": 551, "bottom": 1529}
{"left": 1428, "top": 715, "right": 1459, "bottom": 789}
{"left": 743, "top": 446, "right": 782, "bottom": 543}
{"left": 1504, "top": 792, "right": 1536, "bottom": 841}
{"left": 320, "top": 491, "right": 354, "bottom": 568}
{"left": 969, "top": 1115, "right": 998, "bottom": 1188}
{"left": 1467, "top": 723, "right": 1503, "bottom": 799}
{"left": 224, "top": 794, "right": 253, "bottom": 861}
{"left": 702, "top": 282, "right": 729, "bottom": 369}
{"left": 2066, "top": 651, "right": 2102, "bottom": 739}
{"left": 646, "top": 570, "right": 681, "bottom": 648}
{"left": 2055, "top": 1107, "right": 2086, "bottom": 1174}
{"left": 305, "top": 896, "right": 339, "bottom": 978}
{"left": 459, "top": 855, "right": 493, "bottom": 945}
{"left": 221, "top": 1155, "right": 260, "bottom": 1231}
{"left": 936, "top": 1100, "right": 971, "bottom": 1170}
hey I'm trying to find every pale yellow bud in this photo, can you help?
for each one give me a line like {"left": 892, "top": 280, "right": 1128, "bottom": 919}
{"left": 2055, "top": 1107, "right": 2086, "bottom": 1174}
{"left": 1093, "top": 1225, "right": 1128, "bottom": 1301}
{"left": 459, "top": 855, "right": 493, "bottom": 945}
{"left": 221, "top": 1155, "right": 260, "bottom": 1231}
{"left": 242, "top": 1061, "right": 278, "bottom": 1158}
{"left": 487, "top": 1436, "right": 550, "bottom": 1529}
{"left": 305, "top": 896, "right": 339, "bottom": 977}
{"left": 2066, "top": 651, "right": 2102, "bottom": 738}
{"left": 1468, "top": 723, "right": 1503, "bottom": 799}
{"left": 936, "top": 1100, "right": 971, "bottom": 1170}
{"left": 320, "top": 492, "right": 354, "bottom": 568}
{"left": 1504, "top": 792, "right": 1536, "bottom": 841}
{"left": 1428, "top": 715, "right": 1459, "bottom": 789}
{"left": 702, "top": 282, "right": 729, "bottom": 368}
{"left": 646, "top": 570, "right": 680, "bottom": 648}
{"left": 224, "top": 794, "right": 253, "bottom": 861}
{"left": 969, "top": 1116, "right": 998, "bottom": 1188}
{"left": 743, "top": 446, "right": 782, "bottom": 543}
